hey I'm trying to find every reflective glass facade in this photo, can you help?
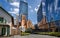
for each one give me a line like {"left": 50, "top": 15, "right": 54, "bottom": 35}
{"left": 19, "top": 1, "right": 28, "bottom": 21}
{"left": 41, "top": 0, "right": 60, "bottom": 22}
{"left": 41, "top": 0, "right": 60, "bottom": 28}
{"left": 37, "top": 3, "right": 43, "bottom": 23}
{"left": 57, "top": 0, "right": 60, "bottom": 7}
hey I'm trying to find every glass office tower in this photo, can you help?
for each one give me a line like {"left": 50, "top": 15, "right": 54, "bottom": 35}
{"left": 41, "top": 0, "right": 60, "bottom": 31}
{"left": 42, "top": 0, "right": 60, "bottom": 22}
{"left": 42, "top": 0, "right": 55, "bottom": 22}
{"left": 37, "top": 2, "right": 43, "bottom": 23}
{"left": 19, "top": 1, "right": 28, "bottom": 22}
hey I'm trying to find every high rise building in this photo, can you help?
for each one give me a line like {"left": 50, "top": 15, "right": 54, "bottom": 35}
{"left": 19, "top": 1, "right": 28, "bottom": 22}
{"left": 41, "top": 0, "right": 60, "bottom": 22}
{"left": 37, "top": 2, "right": 43, "bottom": 23}
{"left": 37, "top": 2, "right": 48, "bottom": 30}
{"left": 37, "top": 0, "right": 60, "bottom": 32}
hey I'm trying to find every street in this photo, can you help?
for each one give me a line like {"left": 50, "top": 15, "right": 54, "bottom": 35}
{"left": 0, "top": 34, "right": 59, "bottom": 38}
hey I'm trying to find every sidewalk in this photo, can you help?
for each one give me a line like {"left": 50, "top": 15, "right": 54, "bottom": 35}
{"left": 0, "top": 34, "right": 59, "bottom": 38}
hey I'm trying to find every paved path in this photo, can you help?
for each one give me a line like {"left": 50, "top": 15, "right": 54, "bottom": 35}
{"left": 0, "top": 34, "right": 59, "bottom": 38}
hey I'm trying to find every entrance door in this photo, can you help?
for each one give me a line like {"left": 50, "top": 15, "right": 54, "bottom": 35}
{"left": 7, "top": 27, "right": 10, "bottom": 36}
{"left": 1, "top": 27, "right": 6, "bottom": 36}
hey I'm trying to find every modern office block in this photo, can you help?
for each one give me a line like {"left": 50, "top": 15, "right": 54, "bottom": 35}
{"left": 19, "top": 1, "right": 28, "bottom": 22}
{"left": 37, "top": 2, "right": 43, "bottom": 23}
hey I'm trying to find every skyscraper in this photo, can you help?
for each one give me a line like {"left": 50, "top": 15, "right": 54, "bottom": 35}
{"left": 41, "top": 0, "right": 56, "bottom": 22}
{"left": 37, "top": 2, "right": 43, "bottom": 23}
{"left": 38, "top": 0, "right": 60, "bottom": 32}
{"left": 19, "top": 1, "right": 28, "bottom": 22}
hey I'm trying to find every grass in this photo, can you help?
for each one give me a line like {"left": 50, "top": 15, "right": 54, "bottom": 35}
{"left": 48, "top": 32, "right": 60, "bottom": 37}
{"left": 20, "top": 32, "right": 30, "bottom": 36}
{"left": 36, "top": 32, "right": 60, "bottom": 37}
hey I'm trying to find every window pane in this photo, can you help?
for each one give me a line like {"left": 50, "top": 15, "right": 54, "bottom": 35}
{"left": 0, "top": 17, "right": 3, "bottom": 23}
{"left": 57, "top": 0, "right": 60, "bottom": 7}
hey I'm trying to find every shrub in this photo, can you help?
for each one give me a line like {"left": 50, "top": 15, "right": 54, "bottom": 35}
{"left": 21, "top": 32, "right": 30, "bottom": 36}
{"left": 37, "top": 32, "right": 60, "bottom": 37}
{"left": 25, "top": 28, "right": 32, "bottom": 33}
{"left": 49, "top": 32, "right": 60, "bottom": 37}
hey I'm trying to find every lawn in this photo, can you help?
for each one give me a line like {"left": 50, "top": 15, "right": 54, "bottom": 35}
{"left": 36, "top": 32, "right": 60, "bottom": 37}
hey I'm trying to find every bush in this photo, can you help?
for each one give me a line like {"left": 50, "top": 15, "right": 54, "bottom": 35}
{"left": 49, "top": 32, "right": 60, "bottom": 37}
{"left": 38, "top": 32, "right": 60, "bottom": 37}
{"left": 21, "top": 32, "right": 30, "bottom": 36}
{"left": 25, "top": 28, "right": 32, "bottom": 33}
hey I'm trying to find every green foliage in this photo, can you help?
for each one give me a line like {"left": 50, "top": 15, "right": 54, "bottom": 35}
{"left": 48, "top": 32, "right": 60, "bottom": 37}
{"left": 37, "top": 32, "right": 60, "bottom": 37}
{"left": 21, "top": 32, "right": 30, "bottom": 36}
{"left": 25, "top": 28, "right": 32, "bottom": 33}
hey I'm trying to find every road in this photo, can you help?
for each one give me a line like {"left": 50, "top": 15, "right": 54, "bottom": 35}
{"left": 0, "top": 34, "right": 59, "bottom": 38}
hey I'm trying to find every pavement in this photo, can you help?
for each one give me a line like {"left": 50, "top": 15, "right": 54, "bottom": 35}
{"left": 0, "top": 34, "right": 59, "bottom": 38}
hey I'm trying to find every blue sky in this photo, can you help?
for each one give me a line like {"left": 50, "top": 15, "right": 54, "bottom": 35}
{"left": 0, "top": 0, "right": 60, "bottom": 25}
{"left": 27, "top": 0, "right": 41, "bottom": 24}
{"left": 21, "top": 0, "right": 41, "bottom": 24}
{"left": 0, "top": 0, "right": 41, "bottom": 25}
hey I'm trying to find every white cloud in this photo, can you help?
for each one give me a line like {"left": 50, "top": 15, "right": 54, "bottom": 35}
{"left": 42, "top": 2, "right": 45, "bottom": 6}
{"left": 34, "top": 4, "right": 40, "bottom": 13}
{"left": 15, "top": 13, "right": 19, "bottom": 16}
{"left": 31, "top": 9, "right": 33, "bottom": 12}
{"left": 37, "top": 4, "right": 40, "bottom": 7}
{"left": 24, "top": 0, "right": 27, "bottom": 2}
{"left": 34, "top": 8, "right": 38, "bottom": 12}
{"left": 43, "top": 12, "right": 46, "bottom": 16}
{"left": 50, "top": 6, "right": 52, "bottom": 12}
{"left": 29, "top": 5, "right": 32, "bottom": 8}
{"left": 9, "top": 1, "right": 19, "bottom": 16}
{"left": 9, "top": 11, "right": 19, "bottom": 16}
{"left": 34, "top": 0, "right": 41, "bottom": 13}
{"left": 55, "top": 0, "right": 58, "bottom": 10}
{"left": 20, "top": 0, "right": 27, "bottom": 2}
{"left": 10, "top": 2, "right": 19, "bottom": 8}
{"left": 9, "top": 8, "right": 19, "bottom": 16}
{"left": 14, "top": 8, "right": 19, "bottom": 12}
{"left": 9, "top": 11, "right": 17, "bottom": 14}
